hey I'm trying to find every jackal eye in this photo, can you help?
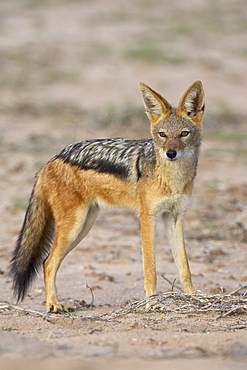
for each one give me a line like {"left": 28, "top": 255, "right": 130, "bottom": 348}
{"left": 158, "top": 132, "right": 166, "bottom": 138}
{"left": 181, "top": 131, "right": 190, "bottom": 137}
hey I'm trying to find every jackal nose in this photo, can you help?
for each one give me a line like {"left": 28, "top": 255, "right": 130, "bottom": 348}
{"left": 166, "top": 149, "right": 177, "bottom": 160}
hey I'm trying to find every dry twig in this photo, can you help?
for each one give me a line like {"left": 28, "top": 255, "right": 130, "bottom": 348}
{"left": 1, "top": 284, "right": 246, "bottom": 321}
{"left": 0, "top": 303, "right": 51, "bottom": 319}
{"left": 86, "top": 284, "right": 95, "bottom": 306}
{"left": 108, "top": 284, "right": 247, "bottom": 318}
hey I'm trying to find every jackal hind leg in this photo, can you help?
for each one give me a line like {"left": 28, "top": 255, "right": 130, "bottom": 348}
{"left": 43, "top": 204, "right": 99, "bottom": 313}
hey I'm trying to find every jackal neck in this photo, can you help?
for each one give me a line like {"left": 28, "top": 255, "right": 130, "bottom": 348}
{"left": 154, "top": 150, "right": 199, "bottom": 195}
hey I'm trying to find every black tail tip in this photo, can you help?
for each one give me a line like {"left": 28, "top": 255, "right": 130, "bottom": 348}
{"left": 9, "top": 263, "right": 31, "bottom": 304}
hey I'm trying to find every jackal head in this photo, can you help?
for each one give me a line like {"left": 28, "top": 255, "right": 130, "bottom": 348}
{"left": 140, "top": 81, "right": 205, "bottom": 161}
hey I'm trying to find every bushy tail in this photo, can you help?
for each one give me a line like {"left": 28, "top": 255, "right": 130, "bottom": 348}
{"left": 9, "top": 181, "right": 54, "bottom": 302}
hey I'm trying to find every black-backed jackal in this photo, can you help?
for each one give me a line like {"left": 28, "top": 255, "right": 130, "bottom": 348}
{"left": 10, "top": 81, "right": 205, "bottom": 312}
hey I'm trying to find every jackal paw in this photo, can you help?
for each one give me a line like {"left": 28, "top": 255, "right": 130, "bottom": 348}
{"left": 145, "top": 294, "right": 159, "bottom": 310}
{"left": 46, "top": 300, "right": 75, "bottom": 314}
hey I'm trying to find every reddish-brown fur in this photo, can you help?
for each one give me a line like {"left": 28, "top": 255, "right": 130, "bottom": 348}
{"left": 10, "top": 81, "right": 205, "bottom": 312}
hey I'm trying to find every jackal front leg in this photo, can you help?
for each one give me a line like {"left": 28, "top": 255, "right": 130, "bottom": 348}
{"left": 140, "top": 211, "right": 157, "bottom": 297}
{"left": 162, "top": 213, "right": 194, "bottom": 294}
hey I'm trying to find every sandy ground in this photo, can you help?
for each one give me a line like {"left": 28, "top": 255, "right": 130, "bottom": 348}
{"left": 0, "top": 1, "right": 247, "bottom": 369}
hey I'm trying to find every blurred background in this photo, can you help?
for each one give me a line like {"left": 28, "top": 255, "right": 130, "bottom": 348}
{"left": 1, "top": 2, "right": 247, "bottom": 366}
{"left": 1, "top": 0, "right": 247, "bottom": 137}
{"left": 0, "top": 0, "right": 247, "bottom": 300}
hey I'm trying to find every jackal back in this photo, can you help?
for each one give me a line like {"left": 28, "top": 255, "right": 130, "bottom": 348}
{"left": 54, "top": 138, "right": 156, "bottom": 181}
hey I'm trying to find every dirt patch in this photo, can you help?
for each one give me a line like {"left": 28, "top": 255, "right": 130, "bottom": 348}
{"left": 0, "top": 1, "right": 247, "bottom": 369}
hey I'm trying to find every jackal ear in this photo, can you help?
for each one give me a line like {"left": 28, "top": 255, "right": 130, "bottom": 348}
{"left": 140, "top": 83, "right": 171, "bottom": 124}
{"left": 178, "top": 81, "right": 205, "bottom": 124}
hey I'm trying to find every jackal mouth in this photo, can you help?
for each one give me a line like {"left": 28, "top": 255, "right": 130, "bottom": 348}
{"left": 164, "top": 149, "right": 183, "bottom": 161}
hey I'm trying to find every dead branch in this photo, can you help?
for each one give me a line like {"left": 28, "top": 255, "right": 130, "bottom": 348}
{"left": 86, "top": 283, "right": 95, "bottom": 306}
{"left": 161, "top": 274, "right": 182, "bottom": 292}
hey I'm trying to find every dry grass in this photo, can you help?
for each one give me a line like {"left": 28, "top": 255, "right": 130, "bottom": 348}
{"left": 117, "top": 286, "right": 247, "bottom": 318}
{"left": 1, "top": 284, "right": 246, "bottom": 322}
